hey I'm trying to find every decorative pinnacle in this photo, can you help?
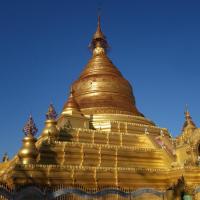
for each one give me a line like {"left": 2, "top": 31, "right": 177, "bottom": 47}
{"left": 46, "top": 103, "right": 57, "bottom": 120}
{"left": 182, "top": 104, "right": 196, "bottom": 131}
{"left": 95, "top": 15, "right": 104, "bottom": 38}
{"left": 65, "top": 86, "right": 79, "bottom": 109}
{"left": 62, "top": 85, "right": 82, "bottom": 114}
{"left": 89, "top": 15, "right": 109, "bottom": 53}
{"left": 23, "top": 115, "right": 38, "bottom": 136}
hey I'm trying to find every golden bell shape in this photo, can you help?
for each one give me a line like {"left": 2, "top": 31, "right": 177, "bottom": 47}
{"left": 18, "top": 115, "right": 38, "bottom": 164}
{"left": 41, "top": 120, "right": 58, "bottom": 138}
{"left": 18, "top": 135, "right": 38, "bottom": 165}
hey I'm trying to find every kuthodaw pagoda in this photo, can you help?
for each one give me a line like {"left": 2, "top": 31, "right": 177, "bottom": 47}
{"left": 0, "top": 17, "right": 199, "bottom": 200}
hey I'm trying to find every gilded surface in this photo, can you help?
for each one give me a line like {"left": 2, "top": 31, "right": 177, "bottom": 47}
{"left": 0, "top": 17, "right": 199, "bottom": 200}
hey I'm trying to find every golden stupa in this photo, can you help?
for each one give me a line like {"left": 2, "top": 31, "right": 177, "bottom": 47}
{"left": 0, "top": 17, "right": 200, "bottom": 200}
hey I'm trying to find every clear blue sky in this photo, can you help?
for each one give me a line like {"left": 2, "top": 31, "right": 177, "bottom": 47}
{"left": 0, "top": 0, "right": 200, "bottom": 158}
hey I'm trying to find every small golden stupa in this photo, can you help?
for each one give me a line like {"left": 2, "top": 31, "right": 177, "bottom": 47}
{"left": 0, "top": 17, "right": 200, "bottom": 200}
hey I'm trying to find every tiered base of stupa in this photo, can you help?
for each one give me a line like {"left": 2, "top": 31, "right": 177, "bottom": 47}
{"left": 0, "top": 116, "right": 189, "bottom": 200}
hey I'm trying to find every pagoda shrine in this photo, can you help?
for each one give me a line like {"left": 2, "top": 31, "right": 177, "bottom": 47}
{"left": 0, "top": 17, "right": 200, "bottom": 200}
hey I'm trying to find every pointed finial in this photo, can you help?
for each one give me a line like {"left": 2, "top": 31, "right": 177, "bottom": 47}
{"left": 93, "top": 15, "right": 105, "bottom": 40}
{"left": 97, "top": 15, "right": 101, "bottom": 31}
{"left": 62, "top": 85, "right": 84, "bottom": 116}
{"left": 182, "top": 105, "right": 196, "bottom": 131}
{"left": 89, "top": 15, "right": 109, "bottom": 54}
{"left": 46, "top": 103, "right": 57, "bottom": 120}
{"left": 63, "top": 86, "right": 79, "bottom": 109}
{"left": 23, "top": 115, "right": 38, "bottom": 136}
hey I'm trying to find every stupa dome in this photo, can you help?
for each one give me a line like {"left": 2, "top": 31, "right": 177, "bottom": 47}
{"left": 68, "top": 17, "right": 143, "bottom": 117}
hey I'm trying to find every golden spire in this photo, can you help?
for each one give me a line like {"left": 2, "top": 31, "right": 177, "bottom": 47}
{"left": 182, "top": 105, "right": 196, "bottom": 131}
{"left": 89, "top": 15, "right": 109, "bottom": 55}
{"left": 18, "top": 115, "right": 38, "bottom": 164}
{"left": 93, "top": 15, "right": 105, "bottom": 40}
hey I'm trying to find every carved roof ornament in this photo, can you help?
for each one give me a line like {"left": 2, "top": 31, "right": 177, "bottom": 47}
{"left": 89, "top": 15, "right": 109, "bottom": 55}
{"left": 46, "top": 103, "right": 57, "bottom": 120}
{"left": 23, "top": 115, "right": 38, "bottom": 137}
{"left": 182, "top": 105, "right": 196, "bottom": 132}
